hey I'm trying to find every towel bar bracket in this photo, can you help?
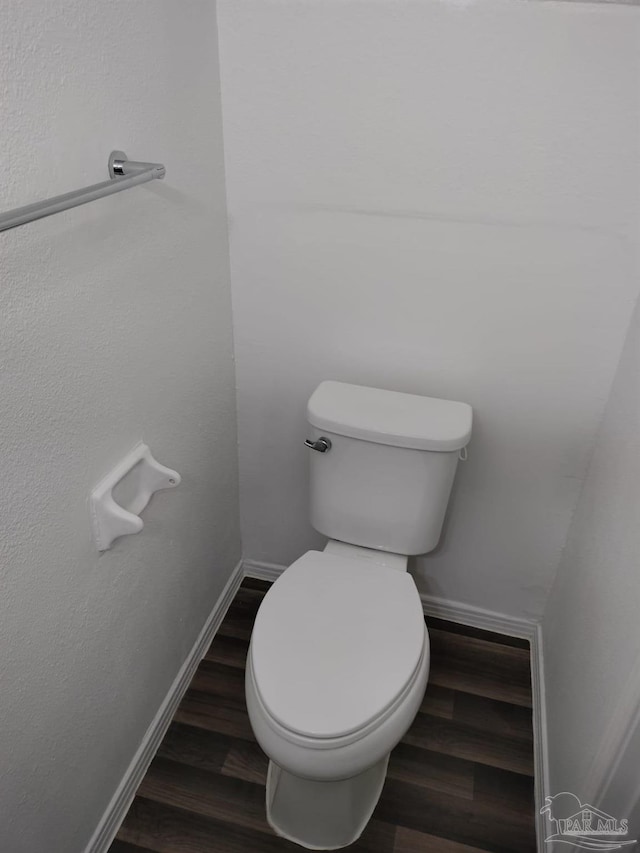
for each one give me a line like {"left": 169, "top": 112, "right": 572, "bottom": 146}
{"left": 109, "top": 150, "right": 166, "bottom": 180}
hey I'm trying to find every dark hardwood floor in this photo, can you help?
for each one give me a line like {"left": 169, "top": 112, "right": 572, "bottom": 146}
{"left": 109, "top": 577, "right": 536, "bottom": 853}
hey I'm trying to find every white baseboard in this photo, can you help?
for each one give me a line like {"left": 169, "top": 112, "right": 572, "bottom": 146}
{"left": 530, "top": 624, "right": 550, "bottom": 853}
{"left": 243, "top": 558, "right": 286, "bottom": 584}
{"left": 85, "top": 558, "right": 245, "bottom": 853}
{"left": 419, "top": 592, "right": 536, "bottom": 641}
{"left": 244, "top": 557, "right": 548, "bottom": 851}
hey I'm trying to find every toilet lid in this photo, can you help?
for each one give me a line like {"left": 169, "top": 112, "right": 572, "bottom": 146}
{"left": 250, "top": 551, "right": 425, "bottom": 739}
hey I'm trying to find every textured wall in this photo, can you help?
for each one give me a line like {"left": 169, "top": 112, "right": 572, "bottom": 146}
{"left": 218, "top": 0, "right": 640, "bottom": 620}
{"left": 0, "top": 2, "right": 240, "bottom": 851}
{"left": 543, "top": 290, "right": 640, "bottom": 811}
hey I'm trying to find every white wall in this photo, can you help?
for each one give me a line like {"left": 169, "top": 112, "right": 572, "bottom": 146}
{"left": 218, "top": 0, "right": 640, "bottom": 620}
{"left": 0, "top": 2, "right": 240, "bottom": 851}
{"left": 543, "top": 289, "right": 640, "bottom": 812}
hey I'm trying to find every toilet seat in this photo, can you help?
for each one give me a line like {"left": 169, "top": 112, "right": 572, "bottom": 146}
{"left": 250, "top": 550, "right": 426, "bottom": 742}
{"left": 248, "top": 637, "right": 428, "bottom": 751}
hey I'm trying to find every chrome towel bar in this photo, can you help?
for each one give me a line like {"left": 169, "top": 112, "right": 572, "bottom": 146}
{"left": 0, "top": 151, "right": 166, "bottom": 233}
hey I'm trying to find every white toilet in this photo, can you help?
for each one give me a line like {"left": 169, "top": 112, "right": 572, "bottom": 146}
{"left": 245, "top": 380, "right": 472, "bottom": 850}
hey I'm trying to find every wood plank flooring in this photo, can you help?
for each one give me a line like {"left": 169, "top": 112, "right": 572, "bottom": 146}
{"left": 109, "top": 577, "right": 536, "bottom": 853}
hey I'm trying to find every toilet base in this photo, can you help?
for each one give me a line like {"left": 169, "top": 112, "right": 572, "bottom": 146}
{"left": 265, "top": 755, "right": 390, "bottom": 850}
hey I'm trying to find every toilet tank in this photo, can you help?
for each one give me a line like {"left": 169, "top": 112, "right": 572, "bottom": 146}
{"left": 306, "top": 381, "right": 472, "bottom": 556}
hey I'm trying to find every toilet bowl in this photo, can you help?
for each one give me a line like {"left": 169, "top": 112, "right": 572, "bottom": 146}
{"left": 246, "top": 380, "right": 472, "bottom": 849}
{"left": 246, "top": 548, "right": 429, "bottom": 849}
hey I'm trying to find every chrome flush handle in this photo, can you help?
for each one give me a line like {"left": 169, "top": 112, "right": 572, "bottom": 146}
{"left": 304, "top": 437, "right": 332, "bottom": 453}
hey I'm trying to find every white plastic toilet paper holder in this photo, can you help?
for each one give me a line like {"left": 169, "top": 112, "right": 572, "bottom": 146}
{"left": 90, "top": 442, "right": 181, "bottom": 551}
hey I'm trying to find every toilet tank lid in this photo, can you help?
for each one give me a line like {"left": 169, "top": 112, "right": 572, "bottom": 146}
{"left": 307, "top": 381, "right": 472, "bottom": 452}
